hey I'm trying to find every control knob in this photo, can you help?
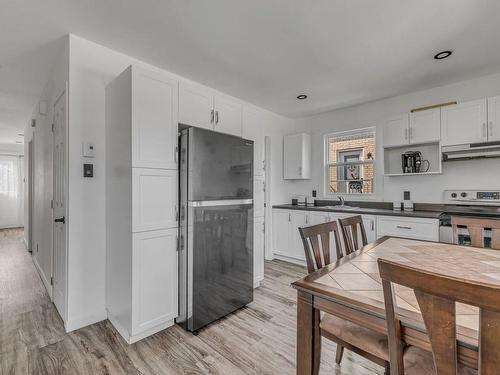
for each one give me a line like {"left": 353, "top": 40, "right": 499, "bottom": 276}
{"left": 460, "top": 192, "right": 467, "bottom": 198}
{"left": 451, "top": 192, "right": 457, "bottom": 198}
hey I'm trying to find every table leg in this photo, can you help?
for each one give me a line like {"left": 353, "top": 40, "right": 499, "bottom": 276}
{"left": 296, "top": 290, "right": 321, "bottom": 375}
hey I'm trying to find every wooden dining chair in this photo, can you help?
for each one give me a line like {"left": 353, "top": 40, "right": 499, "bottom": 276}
{"left": 299, "top": 222, "right": 390, "bottom": 373}
{"left": 338, "top": 215, "right": 368, "bottom": 255}
{"left": 452, "top": 216, "right": 500, "bottom": 250}
{"left": 378, "top": 258, "right": 496, "bottom": 374}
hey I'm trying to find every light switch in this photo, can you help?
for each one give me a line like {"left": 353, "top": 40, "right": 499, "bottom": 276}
{"left": 83, "top": 142, "right": 95, "bottom": 157}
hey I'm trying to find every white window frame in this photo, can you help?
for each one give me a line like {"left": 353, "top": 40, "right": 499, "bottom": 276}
{"left": 324, "top": 126, "right": 376, "bottom": 197}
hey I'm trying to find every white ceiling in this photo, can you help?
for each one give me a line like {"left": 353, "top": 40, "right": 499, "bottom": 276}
{"left": 2, "top": 1, "right": 500, "bottom": 143}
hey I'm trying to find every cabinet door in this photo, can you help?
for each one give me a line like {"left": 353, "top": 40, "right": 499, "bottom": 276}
{"left": 132, "top": 228, "right": 178, "bottom": 334}
{"left": 179, "top": 81, "right": 214, "bottom": 129}
{"left": 254, "top": 217, "right": 265, "bottom": 286}
{"left": 214, "top": 94, "right": 243, "bottom": 136}
{"left": 487, "top": 96, "right": 500, "bottom": 142}
{"left": 283, "top": 133, "right": 311, "bottom": 179}
{"left": 308, "top": 212, "right": 330, "bottom": 225}
{"left": 383, "top": 114, "right": 409, "bottom": 148}
{"left": 409, "top": 108, "right": 440, "bottom": 144}
{"left": 291, "top": 211, "right": 309, "bottom": 259}
{"left": 133, "top": 168, "right": 178, "bottom": 232}
{"left": 441, "top": 99, "right": 487, "bottom": 146}
{"left": 253, "top": 175, "right": 265, "bottom": 218}
{"left": 362, "top": 215, "right": 377, "bottom": 244}
{"left": 242, "top": 107, "right": 264, "bottom": 176}
{"left": 131, "top": 68, "right": 179, "bottom": 169}
{"left": 272, "top": 210, "right": 291, "bottom": 254}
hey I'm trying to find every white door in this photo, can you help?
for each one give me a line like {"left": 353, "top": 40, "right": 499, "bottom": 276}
{"left": 253, "top": 175, "right": 265, "bottom": 219}
{"left": 132, "top": 228, "right": 178, "bottom": 334}
{"left": 53, "top": 91, "right": 67, "bottom": 319}
{"left": 179, "top": 81, "right": 214, "bottom": 129}
{"left": 362, "top": 215, "right": 377, "bottom": 243}
{"left": 383, "top": 114, "right": 409, "bottom": 148}
{"left": 272, "top": 210, "right": 290, "bottom": 254}
{"left": 441, "top": 99, "right": 487, "bottom": 146}
{"left": 214, "top": 94, "right": 242, "bottom": 136}
{"left": 409, "top": 108, "right": 441, "bottom": 144}
{"left": 132, "top": 168, "right": 178, "bottom": 232}
{"left": 132, "top": 68, "right": 178, "bottom": 169}
{"left": 242, "top": 107, "right": 264, "bottom": 176}
{"left": 487, "top": 96, "right": 500, "bottom": 142}
{"left": 291, "top": 211, "right": 309, "bottom": 259}
{"left": 253, "top": 217, "right": 265, "bottom": 286}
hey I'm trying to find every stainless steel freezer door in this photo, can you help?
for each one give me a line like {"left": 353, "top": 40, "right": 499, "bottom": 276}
{"left": 188, "top": 127, "right": 253, "bottom": 201}
{"left": 188, "top": 203, "right": 253, "bottom": 331}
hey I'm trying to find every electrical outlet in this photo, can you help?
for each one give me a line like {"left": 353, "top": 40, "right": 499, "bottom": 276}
{"left": 312, "top": 190, "right": 317, "bottom": 198}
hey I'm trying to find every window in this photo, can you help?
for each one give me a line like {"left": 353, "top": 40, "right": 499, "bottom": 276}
{"left": 325, "top": 128, "right": 375, "bottom": 195}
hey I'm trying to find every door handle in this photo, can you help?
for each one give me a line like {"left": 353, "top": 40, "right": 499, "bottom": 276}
{"left": 54, "top": 216, "right": 65, "bottom": 224}
{"left": 210, "top": 109, "right": 214, "bottom": 124}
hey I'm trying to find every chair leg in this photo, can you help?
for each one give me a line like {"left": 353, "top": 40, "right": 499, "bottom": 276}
{"left": 335, "top": 344, "right": 344, "bottom": 365}
{"left": 384, "top": 361, "right": 390, "bottom": 375}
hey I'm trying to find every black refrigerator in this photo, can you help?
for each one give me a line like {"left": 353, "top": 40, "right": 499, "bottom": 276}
{"left": 176, "top": 127, "right": 254, "bottom": 333}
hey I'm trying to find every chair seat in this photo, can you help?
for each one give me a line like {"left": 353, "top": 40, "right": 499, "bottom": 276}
{"left": 403, "top": 346, "right": 477, "bottom": 375}
{"left": 320, "top": 314, "right": 389, "bottom": 361}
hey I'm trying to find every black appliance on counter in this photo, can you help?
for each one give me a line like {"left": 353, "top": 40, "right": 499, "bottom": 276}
{"left": 401, "top": 151, "right": 422, "bottom": 173}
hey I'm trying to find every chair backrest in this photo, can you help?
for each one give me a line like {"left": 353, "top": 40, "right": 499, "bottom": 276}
{"left": 378, "top": 258, "right": 500, "bottom": 375}
{"left": 338, "top": 215, "right": 368, "bottom": 255}
{"left": 298, "top": 221, "right": 343, "bottom": 273}
{"left": 452, "top": 216, "right": 500, "bottom": 250}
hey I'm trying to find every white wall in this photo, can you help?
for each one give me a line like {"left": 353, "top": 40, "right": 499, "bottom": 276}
{"left": 292, "top": 71, "right": 500, "bottom": 204}
{"left": 24, "top": 36, "right": 69, "bottom": 299}
{"left": 65, "top": 34, "right": 294, "bottom": 331}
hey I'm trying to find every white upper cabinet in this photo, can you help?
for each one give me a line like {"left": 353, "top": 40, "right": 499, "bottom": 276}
{"left": 132, "top": 68, "right": 179, "bottom": 169}
{"left": 409, "top": 108, "right": 441, "bottom": 144}
{"left": 242, "top": 107, "right": 264, "bottom": 176}
{"left": 213, "top": 94, "right": 242, "bottom": 136}
{"left": 487, "top": 96, "right": 500, "bottom": 142}
{"left": 178, "top": 81, "right": 214, "bottom": 130}
{"left": 283, "top": 133, "right": 311, "bottom": 179}
{"left": 441, "top": 99, "right": 487, "bottom": 146}
{"left": 179, "top": 81, "right": 243, "bottom": 136}
{"left": 383, "top": 114, "right": 409, "bottom": 148}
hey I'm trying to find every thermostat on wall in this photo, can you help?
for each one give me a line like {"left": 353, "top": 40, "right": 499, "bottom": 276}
{"left": 83, "top": 142, "right": 95, "bottom": 157}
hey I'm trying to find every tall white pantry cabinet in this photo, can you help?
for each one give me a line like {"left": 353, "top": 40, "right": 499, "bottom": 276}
{"left": 106, "top": 66, "right": 179, "bottom": 344}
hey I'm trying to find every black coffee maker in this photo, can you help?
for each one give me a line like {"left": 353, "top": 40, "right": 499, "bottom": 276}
{"left": 401, "top": 151, "right": 422, "bottom": 173}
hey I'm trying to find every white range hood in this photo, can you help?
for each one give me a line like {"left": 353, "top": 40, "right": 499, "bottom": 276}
{"left": 442, "top": 142, "right": 500, "bottom": 161}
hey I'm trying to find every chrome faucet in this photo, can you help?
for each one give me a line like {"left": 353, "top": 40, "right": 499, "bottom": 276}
{"left": 338, "top": 196, "right": 345, "bottom": 206}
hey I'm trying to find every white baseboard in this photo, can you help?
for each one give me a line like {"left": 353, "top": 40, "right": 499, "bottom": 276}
{"left": 32, "top": 256, "right": 52, "bottom": 299}
{"left": 65, "top": 310, "right": 107, "bottom": 333}
{"left": 23, "top": 237, "right": 29, "bottom": 250}
{"left": 253, "top": 275, "right": 264, "bottom": 288}
{"left": 272, "top": 252, "right": 306, "bottom": 267}
{"left": 108, "top": 313, "right": 174, "bottom": 344}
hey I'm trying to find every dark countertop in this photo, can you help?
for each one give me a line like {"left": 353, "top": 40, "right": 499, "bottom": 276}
{"left": 272, "top": 204, "right": 443, "bottom": 219}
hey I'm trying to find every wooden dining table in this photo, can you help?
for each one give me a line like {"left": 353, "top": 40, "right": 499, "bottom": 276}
{"left": 291, "top": 236, "right": 500, "bottom": 374}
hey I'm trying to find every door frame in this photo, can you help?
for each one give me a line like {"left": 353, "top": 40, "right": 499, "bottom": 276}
{"left": 52, "top": 85, "right": 69, "bottom": 322}
{"left": 28, "top": 138, "right": 34, "bottom": 252}
{"left": 264, "top": 136, "right": 273, "bottom": 260}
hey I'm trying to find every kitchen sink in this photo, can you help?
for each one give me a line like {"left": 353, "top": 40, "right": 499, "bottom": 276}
{"left": 322, "top": 205, "right": 360, "bottom": 210}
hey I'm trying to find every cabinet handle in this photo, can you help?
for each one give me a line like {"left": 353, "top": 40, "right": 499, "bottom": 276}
{"left": 174, "top": 204, "right": 179, "bottom": 221}
{"left": 371, "top": 220, "right": 374, "bottom": 231}
{"left": 409, "top": 127, "right": 413, "bottom": 139}
{"left": 174, "top": 146, "right": 179, "bottom": 164}
{"left": 482, "top": 122, "right": 487, "bottom": 138}
{"left": 404, "top": 128, "right": 408, "bottom": 140}
{"left": 489, "top": 121, "right": 493, "bottom": 137}
{"left": 306, "top": 216, "right": 309, "bottom": 224}
{"left": 288, "top": 213, "right": 291, "bottom": 222}
{"left": 210, "top": 109, "right": 214, "bottom": 124}
{"left": 396, "top": 225, "right": 412, "bottom": 230}
{"left": 215, "top": 111, "right": 219, "bottom": 125}
{"left": 298, "top": 166, "right": 302, "bottom": 176}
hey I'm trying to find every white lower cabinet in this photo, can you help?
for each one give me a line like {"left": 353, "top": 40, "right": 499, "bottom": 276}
{"left": 272, "top": 209, "right": 439, "bottom": 264}
{"left": 254, "top": 217, "right": 265, "bottom": 287}
{"left": 132, "top": 229, "right": 178, "bottom": 337}
{"left": 376, "top": 216, "right": 439, "bottom": 242}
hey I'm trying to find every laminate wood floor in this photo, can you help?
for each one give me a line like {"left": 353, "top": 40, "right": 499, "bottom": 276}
{"left": 0, "top": 228, "right": 382, "bottom": 374}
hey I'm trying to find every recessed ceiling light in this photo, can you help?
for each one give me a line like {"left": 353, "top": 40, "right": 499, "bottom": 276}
{"left": 434, "top": 50, "right": 452, "bottom": 60}
{"left": 297, "top": 94, "right": 308, "bottom": 100}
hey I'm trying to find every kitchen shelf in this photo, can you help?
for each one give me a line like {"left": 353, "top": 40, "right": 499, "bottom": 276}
{"left": 384, "top": 171, "right": 443, "bottom": 177}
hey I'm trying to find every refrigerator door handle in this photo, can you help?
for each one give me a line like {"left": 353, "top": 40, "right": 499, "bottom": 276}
{"left": 188, "top": 199, "right": 253, "bottom": 207}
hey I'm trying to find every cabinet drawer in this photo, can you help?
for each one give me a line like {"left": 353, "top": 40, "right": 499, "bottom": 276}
{"left": 377, "top": 216, "right": 438, "bottom": 241}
